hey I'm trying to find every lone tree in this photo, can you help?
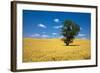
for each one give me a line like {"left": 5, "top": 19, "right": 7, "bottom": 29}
{"left": 61, "top": 20, "right": 80, "bottom": 46}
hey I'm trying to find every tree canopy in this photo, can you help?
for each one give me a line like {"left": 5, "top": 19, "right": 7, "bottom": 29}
{"left": 61, "top": 20, "right": 80, "bottom": 46}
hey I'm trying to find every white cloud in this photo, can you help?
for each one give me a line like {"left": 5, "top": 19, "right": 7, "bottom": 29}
{"left": 41, "top": 34, "right": 49, "bottom": 38}
{"left": 38, "top": 24, "right": 47, "bottom": 28}
{"left": 78, "top": 33, "right": 85, "bottom": 37}
{"left": 53, "top": 25, "right": 62, "bottom": 29}
{"left": 31, "top": 33, "right": 40, "bottom": 37}
{"left": 59, "top": 36, "right": 64, "bottom": 38}
{"left": 54, "top": 18, "right": 59, "bottom": 23}
{"left": 81, "top": 37, "right": 87, "bottom": 39}
{"left": 31, "top": 34, "right": 49, "bottom": 38}
{"left": 52, "top": 33, "right": 57, "bottom": 35}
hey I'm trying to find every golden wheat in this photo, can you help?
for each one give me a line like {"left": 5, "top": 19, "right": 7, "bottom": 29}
{"left": 23, "top": 38, "right": 91, "bottom": 62}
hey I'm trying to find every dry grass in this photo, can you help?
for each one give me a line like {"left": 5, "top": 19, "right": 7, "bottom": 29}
{"left": 23, "top": 38, "right": 91, "bottom": 62}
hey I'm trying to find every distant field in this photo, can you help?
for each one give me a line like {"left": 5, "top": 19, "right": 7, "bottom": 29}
{"left": 23, "top": 38, "right": 91, "bottom": 62}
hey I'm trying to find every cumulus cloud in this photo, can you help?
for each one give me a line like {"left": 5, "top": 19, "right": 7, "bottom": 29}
{"left": 38, "top": 24, "right": 47, "bottom": 28}
{"left": 30, "top": 34, "right": 49, "bottom": 38}
{"left": 41, "top": 34, "right": 49, "bottom": 38}
{"left": 53, "top": 25, "right": 62, "bottom": 29}
{"left": 31, "top": 33, "right": 40, "bottom": 38}
{"left": 52, "top": 33, "right": 57, "bottom": 35}
{"left": 59, "top": 36, "right": 64, "bottom": 38}
{"left": 78, "top": 33, "right": 85, "bottom": 37}
{"left": 54, "top": 18, "right": 59, "bottom": 23}
{"left": 81, "top": 37, "right": 87, "bottom": 39}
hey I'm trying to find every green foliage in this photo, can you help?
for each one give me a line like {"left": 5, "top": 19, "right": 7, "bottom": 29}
{"left": 61, "top": 20, "right": 80, "bottom": 46}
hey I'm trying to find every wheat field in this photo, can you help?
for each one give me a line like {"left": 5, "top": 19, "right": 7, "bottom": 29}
{"left": 23, "top": 38, "right": 91, "bottom": 62}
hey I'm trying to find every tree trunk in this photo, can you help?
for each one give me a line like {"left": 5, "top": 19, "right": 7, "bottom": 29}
{"left": 66, "top": 42, "right": 69, "bottom": 46}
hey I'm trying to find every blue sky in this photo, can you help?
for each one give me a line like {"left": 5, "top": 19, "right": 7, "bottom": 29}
{"left": 23, "top": 10, "right": 91, "bottom": 39}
